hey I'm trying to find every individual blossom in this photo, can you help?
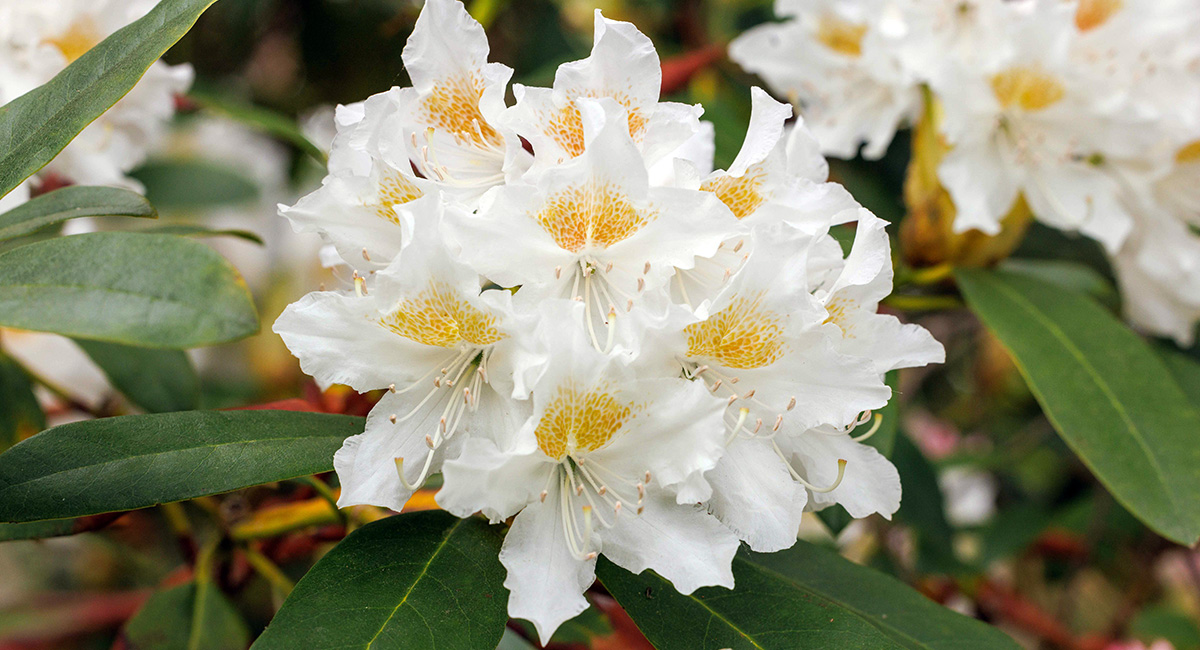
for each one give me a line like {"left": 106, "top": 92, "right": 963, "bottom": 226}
{"left": 437, "top": 308, "right": 738, "bottom": 643}
{"left": 0, "top": 0, "right": 192, "bottom": 192}
{"left": 274, "top": 223, "right": 538, "bottom": 511}
{"left": 337, "top": 0, "right": 529, "bottom": 208}
{"left": 500, "top": 10, "right": 703, "bottom": 173}
{"left": 729, "top": 0, "right": 921, "bottom": 160}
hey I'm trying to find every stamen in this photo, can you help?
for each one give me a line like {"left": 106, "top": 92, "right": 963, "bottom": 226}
{"left": 852, "top": 413, "right": 884, "bottom": 442}
{"left": 353, "top": 272, "right": 367, "bottom": 297}
{"left": 643, "top": 261, "right": 651, "bottom": 274}
{"left": 787, "top": 396, "right": 796, "bottom": 411}
{"left": 389, "top": 414, "right": 397, "bottom": 424}
{"left": 362, "top": 248, "right": 371, "bottom": 262}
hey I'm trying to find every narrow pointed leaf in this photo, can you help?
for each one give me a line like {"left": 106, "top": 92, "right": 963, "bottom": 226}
{"left": 597, "top": 542, "right": 1019, "bottom": 649}
{"left": 75, "top": 340, "right": 199, "bottom": 413}
{"left": 252, "top": 511, "right": 509, "bottom": 650}
{"left": 141, "top": 224, "right": 265, "bottom": 245}
{"left": 124, "top": 582, "right": 250, "bottom": 650}
{"left": 0, "top": 232, "right": 259, "bottom": 348}
{"left": 0, "top": 410, "right": 362, "bottom": 523}
{"left": 0, "top": 0, "right": 220, "bottom": 199}
{"left": 956, "top": 268, "right": 1200, "bottom": 545}
{"left": 0, "top": 186, "right": 155, "bottom": 242}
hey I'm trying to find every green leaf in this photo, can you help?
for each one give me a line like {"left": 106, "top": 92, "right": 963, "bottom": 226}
{"left": 189, "top": 89, "right": 328, "bottom": 165}
{"left": 130, "top": 159, "right": 260, "bottom": 209}
{"left": 0, "top": 186, "right": 155, "bottom": 242}
{"left": 124, "top": 582, "right": 251, "bottom": 650}
{"left": 597, "top": 542, "right": 1019, "bottom": 650}
{"left": 1158, "top": 345, "right": 1200, "bottom": 404}
{"left": 0, "top": 232, "right": 259, "bottom": 348}
{"left": 0, "top": 410, "right": 362, "bottom": 523}
{"left": 141, "top": 224, "right": 265, "bottom": 245}
{"left": 0, "top": 352, "right": 44, "bottom": 452}
{"left": 1000, "top": 259, "right": 1116, "bottom": 308}
{"left": 0, "top": 0, "right": 221, "bottom": 200}
{"left": 252, "top": 511, "right": 509, "bottom": 650}
{"left": 956, "top": 268, "right": 1200, "bottom": 545}
{"left": 0, "top": 512, "right": 124, "bottom": 543}
{"left": 75, "top": 340, "right": 199, "bottom": 413}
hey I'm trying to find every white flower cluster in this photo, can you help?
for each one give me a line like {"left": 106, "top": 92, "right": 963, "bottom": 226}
{"left": 0, "top": 0, "right": 192, "bottom": 210}
{"left": 275, "top": 0, "right": 942, "bottom": 640}
{"left": 732, "top": 0, "right": 1200, "bottom": 344}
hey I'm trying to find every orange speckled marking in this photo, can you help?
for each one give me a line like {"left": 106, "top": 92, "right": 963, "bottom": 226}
{"left": 534, "top": 181, "right": 652, "bottom": 252}
{"left": 380, "top": 282, "right": 504, "bottom": 347}
{"left": 373, "top": 169, "right": 424, "bottom": 225}
{"left": 685, "top": 293, "right": 786, "bottom": 369}
{"left": 424, "top": 73, "right": 503, "bottom": 147}
{"left": 816, "top": 14, "right": 867, "bottom": 57}
{"left": 991, "top": 66, "right": 1065, "bottom": 111}
{"left": 700, "top": 166, "right": 767, "bottom": 219}
{"left": 535, "top": 381, "right": 637, "bottom": 460}
{"left": 544, "top": 91, "right": 648, "bottom": 158}
{"left": 823, "top": 296, "right": 857, "bottom": 337}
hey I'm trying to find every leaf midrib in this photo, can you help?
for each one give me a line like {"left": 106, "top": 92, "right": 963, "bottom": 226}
{"left": 363, "top": 518, "right": 466, "bottom": 649}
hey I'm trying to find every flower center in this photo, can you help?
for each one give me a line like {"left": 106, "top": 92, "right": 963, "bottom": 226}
{"left": 47, "top": 17, "right": 101, "bottom": 63}
{"left": 380, "top": 282, "right": 505, "bottom": 348}
{"left": 990, "top": 66, "right": 1066, "bottom": 112}
{"left": 535, "top": 381, "right": 637, "bottom": 461}
{"left": 534, "top": 181, "right": 653, "bottom": 252}
{"left": 700, "top": 166, "right": 767, "bottom": 220}
{"left": 815, "top": 14, "right": 867, "bottom": 58}
{"left": 685, "top": 293, "right": 786, "bottom": 369}
{"left": 1075, "top": 0, "right": 1123, "bottom": 31}
{"left": 423, "top": 73, "right": 503, "bottom": 147}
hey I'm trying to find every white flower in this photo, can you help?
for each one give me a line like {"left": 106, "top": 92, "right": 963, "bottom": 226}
{"left": 437, "top": 312, "right": 737, "bottom": 643}
{"left": 336, "top": 0, "right": 528, "bottom": 208}
{"left": 276, "top": 1, "right": 945, "bottom": 639}
{"left": 274, "top": 223, "right": 539, "bottom": 511}
{"left": 729, "top": 0, "right": 921, "bottom": 159}
{"left": 0, "top": 0, "right": 191, "bottom": 192}
{"left": 500, "top": 10, "right": 703, "bottom": 173}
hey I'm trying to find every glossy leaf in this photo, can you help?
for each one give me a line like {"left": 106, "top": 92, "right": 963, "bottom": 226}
{"left": 0, "top": 186, "right": 154, "bottom": 242}
{"left": 598, "top": 542, "right": 1019, "bottom": 649}
{"left": 957, "top": 268, "right": 1200, "bottom": 545}
{"left": 0, "top": 0, "right": 220, "bottom": 199}
{"left": 0, "top": 352, "right": 43, "bottom": 452}
{"left": 124, "top": 582, "right": 250, "bottom": 650}
{"left": 0, "top": 410, "right": 362, "bottom": 523}
{"left": 0, "top": 232, "right": 259, "bottom": 348}
{"left": 252, "top": 511, "right": 509, "bottom": 650}
{"left": 75, "top": 340, "right": 199, "bottom": 413}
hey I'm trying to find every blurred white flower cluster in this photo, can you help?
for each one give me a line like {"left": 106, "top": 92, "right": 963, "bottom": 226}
{"left": 275, "top": 0, "right": 943, "bottom": 640}
{"left": 732, "top": 0, "right": 1200, "bottom": 344}
{"left": 0, "top": 0, "right": 192, "bottom": 210}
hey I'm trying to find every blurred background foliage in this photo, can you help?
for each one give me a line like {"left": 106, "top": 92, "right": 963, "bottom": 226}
{"left": 1, "top": 1, "right": 1198, "bottom": 649}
